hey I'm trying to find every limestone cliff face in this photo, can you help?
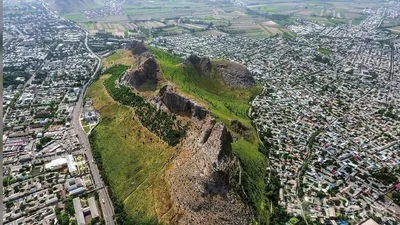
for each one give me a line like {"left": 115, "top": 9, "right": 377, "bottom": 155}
{"left": 185, "top": 54, "right": 255, "bottom": 87}
{"left": 185, "top": 54, "right": 212, "bottom": 75}
{"left": 168, "top": 118, "right": 251, "bottom": 225}
{"left": 126, "top": 40, "right": 148, "bottom": 55}
{"left": 152, "top": 85, "right": 208, "bottom": 120}
{"left": 122, "top": 48, "right": 159, "bottom": 88}
{"left": 152, "top": 85, "right": 251, "bottom": 224}
{"left": 216, "top": 61, "right": 255, "bottom": 87}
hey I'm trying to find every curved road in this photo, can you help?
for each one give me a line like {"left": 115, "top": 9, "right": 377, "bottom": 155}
{"left": 39, "top": 2, "right": 115, "bottom": 224}
{"left": 70, "top": 32, "right": 115, "bottom": 225}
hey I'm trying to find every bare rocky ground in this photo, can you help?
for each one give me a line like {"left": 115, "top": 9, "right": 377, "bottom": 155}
{"left": 154, "top": 86, "right": 252, "bottom": 225}
{"left": 121, "top": 49, "right": 159, "bottom": 88}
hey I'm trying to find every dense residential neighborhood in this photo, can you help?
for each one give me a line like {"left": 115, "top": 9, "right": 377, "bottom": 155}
{"left": 3, "top": 0, "right": 400, "bottom": 224}
{"left": 2, "top": 1, "right": 111, "bottom": 224}
{"left": 150, "top": 5, "right": 400, "bottom": 225}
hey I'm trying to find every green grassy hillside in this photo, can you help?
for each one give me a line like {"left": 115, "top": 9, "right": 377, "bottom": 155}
{"left": 149, "top": 47, "right": 271, "bottom": 224}
{"left": 87, "top": 73, "right": 177, "bottom": 225}
{"left": 87, "top": 48, "right": 272, "bottom": 224}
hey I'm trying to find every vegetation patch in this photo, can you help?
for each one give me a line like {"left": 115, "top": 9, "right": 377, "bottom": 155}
{"left": 318, "top": 47, "right": 332, "bottom": 55}
{"left": 103, "top": 65, "right": 187, "bottom": 146}
{"left": 86, "top": 74, "right": 176, "bottom": 224}
{"left": 103, "top": 49, "right": 135, "bottom": 68}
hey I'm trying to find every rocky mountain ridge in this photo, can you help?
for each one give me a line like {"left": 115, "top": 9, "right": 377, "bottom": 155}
{"left": 152, "top": 85, "right": 208, "bottom": 120}
{"left": 185, "top": 54, "right": 212, "bottom": 75}
{"left": 216, "top": 61, "right": 256, "bottom": 87}
{"left": 156, "top": 86, "right": 252, "bottom": 225}
{"left": 121, "top": 41, "right": 159, "bottom": 88}
{"left": 120, "top": 43, "right": 255, "bottom": 224}
{"left": 185, "top": 54, "right": 256, "bottom": 87}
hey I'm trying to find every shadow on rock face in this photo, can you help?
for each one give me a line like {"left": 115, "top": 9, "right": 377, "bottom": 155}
{"left": 204, "top": 170, "right": 230, "bottom": 196}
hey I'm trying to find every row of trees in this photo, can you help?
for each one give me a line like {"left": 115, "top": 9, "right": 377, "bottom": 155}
{"left": 103, "top": 65, "right": 187, "bottom": 146}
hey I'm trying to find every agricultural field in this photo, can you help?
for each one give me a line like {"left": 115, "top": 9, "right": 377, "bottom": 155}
{"left": 82, "top": 22, "right": 137, "bottom": 36}
{"left": 248, "top": 3, "right": 302, "bottom": 15}
{"left": 122, "top": 1, "right": 213, "bottom": 20}
{"left": 221, "top": 12, "right": 291, "bottom": 37}
{"left": 247, "top": 0, "right": 371, "bottom": 25}
{"left": 180, "top": 23, "right": 207, "bottom": 30}
{"left": 257, "top": 20, "right": 294, "bottom": 36}
{"left": 63, "top": 12, "right": 130, "bottom": 23}
{"left": 381, "top": 18, "right": 400, "bottom": 30}
{"left": 155, "top": 26, "right": 187, "bottom": 36}
{"left": 136, "top": 21, "right": 166, "bottom": 29}
{"left": 293, "top": 15, "right": 347, "bottom": 25}
{"left": 63, "top": 12, "right": 87, "bottom": 21}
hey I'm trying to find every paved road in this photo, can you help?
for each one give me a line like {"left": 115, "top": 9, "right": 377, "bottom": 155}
{"left": 20, "top": 3, "right": 115, "bottom": 224}
{"left": 70, "top": 32, "right": 116, "bottom": 225}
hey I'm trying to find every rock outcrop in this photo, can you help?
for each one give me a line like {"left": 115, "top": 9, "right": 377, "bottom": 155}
{"left": 150, "top": 84, "right": 251, "bottom": 224}
{"left": 152, "top": 85, "right": 208, "bottom": 120}
{"left": 126, "top": 40, "right": 148, "bottom": 55}
{"left": 168, "top": 118, "right": 252, "bottom": 225}
{"left": 185, "top": 54, "right": 255, "bottom": 87}
{"left": 217, "top": 61, "right": 255, "bottom": 87}
{"left": 230, "top": 119, "right": 252, "bottom": 139}
{"left": 185, "top": 54, "right": 212, "bottom": 75}
{"left": 122, "top": 47, "right": 159, "bottom": 88}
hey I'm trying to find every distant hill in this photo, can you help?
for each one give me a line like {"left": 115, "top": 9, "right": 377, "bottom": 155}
{"left": 46, "top": 0, "right": 104, "bottom": 14}
{"left": 86, "top": 44, "right": 272, "bottom": 224}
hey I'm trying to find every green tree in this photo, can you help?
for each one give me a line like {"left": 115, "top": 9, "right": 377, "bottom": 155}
{"left": 65, "top": 197, "right": 74, "bottom": 215}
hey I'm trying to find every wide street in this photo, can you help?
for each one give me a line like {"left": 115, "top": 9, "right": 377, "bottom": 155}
{"left": 41, "top": 3, "right": 116, "bottom": 223}
{"left": 70, "top": 30, "right": 116, "bottom": 225}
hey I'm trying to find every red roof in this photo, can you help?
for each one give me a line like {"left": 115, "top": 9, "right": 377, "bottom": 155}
{"left": 395, "top": 183, "right": 400, "bottom": 191}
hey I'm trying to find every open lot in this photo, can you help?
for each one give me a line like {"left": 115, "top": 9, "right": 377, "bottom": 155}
{"left": 388, "top": 26, "right": 400, "bottom": 34}
{"left": 122, "top": 2, "right": 213, "bottom": 20}
{"left": 137, "top": 21, "right": 165, "bottom": 29}
{"left": 82, "top": 22, "right": 138, "bottom": 36}
{"left": 247, "top": 0, "right": 374, "bottom": 25}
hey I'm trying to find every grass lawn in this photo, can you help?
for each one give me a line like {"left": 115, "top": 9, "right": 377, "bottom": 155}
{"left": 63, "top": 12, "right": 87, "bottom": 22}
{"left": 149, "top": 46, "right": 271, "bottom": 223}
{"left": 102, "top": 49, "right": 135, "bottom": 68}
{"left": 82, "top": 22, "right": 96, "bottom": 31}
{"left": 318, "top": 47, "right": 332, "bottom": 55}
{"left": 86, "top": 75, "right": 177, "bottom": 224}
{"left": 259, "top": 7, "right": 278, "bottom": 13}
{"left": 83, "top": 125, "right": 90, "bottom": 133}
